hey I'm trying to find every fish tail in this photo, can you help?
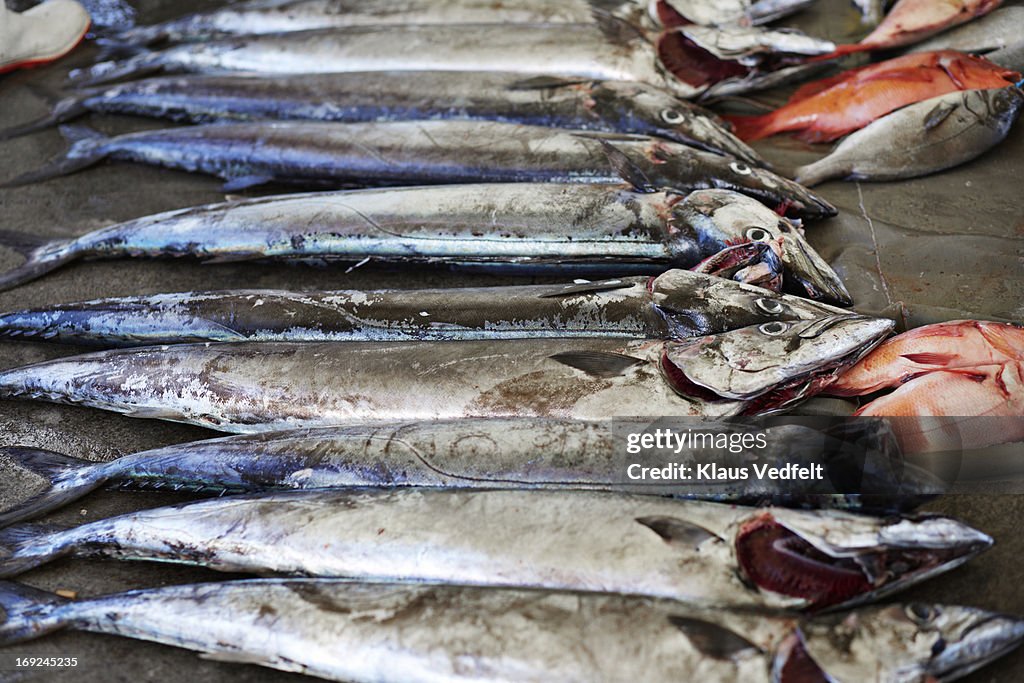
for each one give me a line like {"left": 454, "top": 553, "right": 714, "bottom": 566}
{"left": 793, "top": 160, "right": 836, "bottom": 188}
{"left": 0, "top": 94, "right": 90, "bottom": 141}
{"left": 0, "top": 448, "right": 106, "bottom": 527}
{"left": 0, "top": 229, "right": 78, "bottom": 291}
{"left": 66, "top": 52, "right": 162, "bottom": 87}
{"left": 0, "top": 124, "right": 110, "bottom": 189}
{"left": 0, "top": 582, "right": 72, "bottom": 645}
{"left": 0, "top": 523, "right": 72, "bottom": 578}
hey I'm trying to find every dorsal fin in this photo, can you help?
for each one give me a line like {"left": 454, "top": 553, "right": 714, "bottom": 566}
{"left": 590, "top": 138, "right": 657, "bottom": 192}
{"left": 668, "top": 616, "right": 762, "bottom": 659}
{"left": 636, "top": 516, "right": 722, "bottom": 547}
{"left": 549, "top": 351, "right": 644, "bottom": 378}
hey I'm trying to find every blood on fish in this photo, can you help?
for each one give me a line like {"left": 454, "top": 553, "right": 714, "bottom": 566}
{"left": 654, "top": 0, "right": 691, "bottom": 28}
{"left": 776, "top": 635, "right": 829, "bottom": 683}
{"left": 656, "top": 32, "right": 749, "bottom": 89}
{"left": 659, "top": 349, "right": 729, "bottom": 402}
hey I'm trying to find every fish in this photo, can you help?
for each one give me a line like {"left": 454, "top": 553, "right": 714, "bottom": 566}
{"left": 0, "top": 269, "right": 847, "bottom": 347}
{"left": 905, "top": 6, "right": 1024, "bottom": 55}
{"left": 1, "top": 121, "right": 835, "bottom": 219}
{"left": 651, "top": 0, "right": 817, "bottom": 28}
{"left": 0, "top": 72, "right": 764, "bottom": 165}
{"left": 988, "top": 40, "right": 1024, "bottom": 72}
{"left": 0, "top": 415, "right": 927, "bottom": 525}
{"left": 0, "top": 316, "right": 894, "bottom": 432}
{"left": 0, "top": 185, "right": 848, "bottom": 302}
{"left": 0, "top": 489, "right": 990, "bottom": 610}
{"left": 827, "top": 0, "right": 1004, "bottom": 55}
{"left": 726, "top": 50, "right": 1020, "bottom": 143}
{"left": 690, "top": 240, "right": 784, "bottom": 291}
{"left": 103, "top": 0, "right": 654, "bottom": 47}
{"left": 794, "top": 86, "right": 1024, "bottom": 186}
{"left": 72, "top": 20, "right": 701, "bottom": 96}
{"left": 2, "top": 581, "right": 1020, "bottom": 682}
{"left": 827, "top": 321, "right": 1024, "bottom": 453}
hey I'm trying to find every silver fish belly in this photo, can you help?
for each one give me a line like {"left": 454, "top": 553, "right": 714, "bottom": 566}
{"left": 0, "top": 490, "right": 992, "bottom": 611}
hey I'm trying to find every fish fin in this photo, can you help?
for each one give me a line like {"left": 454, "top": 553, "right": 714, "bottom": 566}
{"left": 923, "top": 101, "right": 959, "bottom": 131}
{"left": 221, "top": 175, "right": 275, "bottom": 192}
{"left": 636, "top": 516, "right": 723, "bottom": 547}
{"left": 793, "top": 160, "right": 837, "bottom": 188}
{"left": 899, "top": 352, "right": 956, "bottom": 366}
{"left": 0, "top": 447, "right": 106, "bottom": 528}
{"left": 0, "top": 582, "right": 71, "bottom": 646}
{"left": 536, "top": 279, "right": 632, "bottom": 298}
{"left": 67, "top": 54, "right": 162, "bottom": 87}
{"left": 588, "top": 138, "right": 656, "bottom": 192}
{"left": 977, "top": 323, "right": 1024, "bottom": 360}
{"left": 0, "top": 230, "right": 77, "bottom": 292}
{"left": 0, "top": 124, "right": 110, "bottom": 188}
{"left": 0, "top": 523, "right": 70, "bottom": 578}
{"left": 590, "top": 7, "right": 647, "bottom": 44}
{"left": 667, "top": 616, "right": 761, "bottom": 659}
{"left": 506, "top": 75, "right": 592, "bottom": 90}
{"left": 549, "top": 350, "right": 644, "bottom": 378}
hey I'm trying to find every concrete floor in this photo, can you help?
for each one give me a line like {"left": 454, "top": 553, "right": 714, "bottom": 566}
{"left": 0, "top": 0, "right": 1023, "bottom": 680}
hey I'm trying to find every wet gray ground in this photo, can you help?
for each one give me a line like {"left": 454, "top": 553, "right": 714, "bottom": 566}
{"left": 0, "top": 0, "right": 1022, "bottom": 680}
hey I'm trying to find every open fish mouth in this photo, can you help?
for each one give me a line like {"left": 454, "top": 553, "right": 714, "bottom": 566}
{"left": 736, "top": 514, "right": 993, "bottom": 611}
{"left": 659, "top": 315, "right": 895, "bottom": 413}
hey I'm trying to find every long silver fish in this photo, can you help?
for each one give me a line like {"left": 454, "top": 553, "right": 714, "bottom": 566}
{"left": 0, "top": 73, "right": 763, "bottom": 165}
{"left": 74, "top": 20, "right": 701, "bottom": 96}
{"left": 0, "top": 270, "right": 846, "bottom": 347}
{"left": 0, "top": 316, "right": 893, "bottom": 432}
{"left": 104, "top": 0, "right": 654, "bottom": 47}
{"left": 795, "top": 86, "right": 1024, "bottom": 186}
{"left": 3, "top": 121, "right": 835, "bottom": 218}
{"left": 2, "top": 580, "right": 1020, "bottom": 682}
{"left": 905, "top": 6, "right": 1024, "bottom": 55}
{"left": 0, "top": 186, "right": 848, "bottom": 303}
{"left": 0, "top": 416, "right": 925, "bottom": 525}
{"left": 0, "top": 489, "right": 990, "bottom": 611}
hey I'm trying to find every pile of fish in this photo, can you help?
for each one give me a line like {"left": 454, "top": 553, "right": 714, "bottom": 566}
{"left": 0, "top": 0, "right": 1022, "bottom": 681}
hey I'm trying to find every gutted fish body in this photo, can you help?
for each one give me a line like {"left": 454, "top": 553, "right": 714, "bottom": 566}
{"left": 727, "top": 51, "right": 1020, "bottom": 143}
{"left": 3, "top": 121, "right": 835, "bottom": 220}
{"left": 0, "top": 186, "right": 847, "bottom": 302}
{"left": 1, "top": 580, "right": 1019, "bottom": 682}
{"left": 795, "top": 86, "right": 1024, "bottom": 185}
{"left": 0, "top": 73, "right": 763, "bottom": 165}
{"left": 0, "top": 270, "right": 846, "bottom": 346}
{"left": 0, "top": 317, "right": 892, "bottom": 432}
{"left": 0, "top": 489, "right": 990, "bottom": 611}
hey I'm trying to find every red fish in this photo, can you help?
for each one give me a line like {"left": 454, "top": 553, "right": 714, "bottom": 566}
{"left": 827, "top": 320, "right": 1024, "bottom": 453}
{"left": 727, "top": 50, "right": 1019, "bottom": 142}
{"left": 828, "top": 0, "right": 1003, "bottom": 56}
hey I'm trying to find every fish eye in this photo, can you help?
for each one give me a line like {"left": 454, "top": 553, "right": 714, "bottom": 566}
{"left": 755, "top": 298, "right": 784, "bottom": 315}
{"left": 745, "top": 227, "right": 770, "bottom": 242}
{"left": 730, "top": 161, "right": 752, "bottom": 175}
{"left": 661, "top": 108, "right": 685, "bottom": 124}
{"left": 758, "top": 321, "right": 788, "bottom": 336}
{"left": 905, "top": 604, "right": 938, "bottom": 625}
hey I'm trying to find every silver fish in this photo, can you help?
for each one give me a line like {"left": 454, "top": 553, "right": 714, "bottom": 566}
{"left": 905, "top": 6, "right": 1024, "bottom": 55}
{"left": 3, "top": 121, "right": 835, "bottom": 219}
{"left": 0, "top": 186, "right": 848, "bottom": 302}
{"left": 0, "top": 416, "right": 923, "bottom": 525}
{"left": 0, "top": 270, "right": 846, "bottom": 347}
{"left": 0, "top": 317, "right": 893, "bottom": 432}
{"left": 0, "top": 72, "right": 763, "bottom": 165}
{"left": 1, "top": 580, "right": 1019, "bottom": 682}
{"left": 795, "top": 86, "right": 1024, "bottom": 186}
{"left": 73, "top": 20, "right": 702, "bottom": 97}
{"left": 650, "top": 0, "right": 817, "bottom": 27}
{"left": 105, "top": 0, "right": 654, "bottom": 47}
{"left": 988, "top": 40, "right": 1024, "bottom": 72}
{"left": 0, "top": 489, "right": 990, "bottom": 611}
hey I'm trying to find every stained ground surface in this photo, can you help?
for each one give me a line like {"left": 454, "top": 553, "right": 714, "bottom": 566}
{"left": 0, "top": 0, "right": 1022, "bottom": 680}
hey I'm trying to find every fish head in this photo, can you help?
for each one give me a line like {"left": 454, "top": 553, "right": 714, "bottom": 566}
{"left": 735, "top": 508, "right": 992, "bottom": 611}
{"left": 647, "top": 269, "right": 849, "bottom": 338}
{"left": 985, "top": 84, "right": 1024, "bottom": 129}
{"left": 691, "top": 240, "right": 784, "bottom": 291}
{"left": 669, "top": 190, "right": 849, "bottom": 304}
{"left": 790, "top": 604, "right": 1024, "bottom": 682}
{"left": 658, "top": 314, "right": 894, "bottom": 413}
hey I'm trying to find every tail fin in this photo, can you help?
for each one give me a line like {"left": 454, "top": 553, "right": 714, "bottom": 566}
{"left": 0, "top": 524, "right": 72, "bottom": 578}
{"left": 0, "top": 230, "right": 78, "bottom": 292}
{"left": 0, "top": 448, "right": 106, "bottom": 528}
{"left": 0, "top": 124, "right": 110, "bottom": 189}
{"left": 0, "top": 582, "right": 71, "bottom": 645}
{"left": 66, "top": 53, "right": 162, "bottom": 87}
{"left": 0, "top": 95, "right": 91, "bottom": 141}
{"left": 793, "top": 160, "right": 834, "bottom": 188}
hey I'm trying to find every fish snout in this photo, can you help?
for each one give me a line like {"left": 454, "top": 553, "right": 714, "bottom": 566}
{"left": 778, "top": 232, "right": 852, "bottom": 307}
{"left": 928, "top": 610, "right": 1024, "bottom": 681}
